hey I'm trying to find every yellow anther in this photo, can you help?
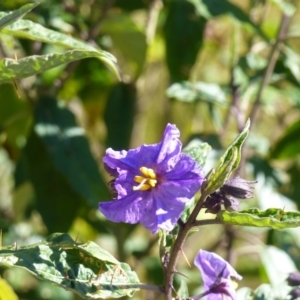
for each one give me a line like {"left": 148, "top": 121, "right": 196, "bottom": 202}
{"left": 139, "top": 167, "right": 156, "bottom": 179}
{"left": 134, "top": 176, "right": 145, "bottom": 183}
{"left": 148, "top": 179, "right": 157, "bottom": 187}
{"left": 133, "top": 167, "right": 157, "bottom": 191}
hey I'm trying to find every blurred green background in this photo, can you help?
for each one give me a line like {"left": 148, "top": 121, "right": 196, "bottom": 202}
{"left": 1, "top": 0, "right": 300, "bottom": 299}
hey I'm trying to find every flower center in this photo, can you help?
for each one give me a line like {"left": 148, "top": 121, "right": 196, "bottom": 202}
{"left": 133, "top": 167, "right": 157, "bottom": 191}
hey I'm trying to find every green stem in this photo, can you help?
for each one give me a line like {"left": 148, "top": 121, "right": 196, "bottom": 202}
{"left": 163, "top": 191, "right": 209, "bottom": 299}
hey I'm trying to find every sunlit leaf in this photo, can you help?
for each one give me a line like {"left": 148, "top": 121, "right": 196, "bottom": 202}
{"left": 177, "top": 280, "right": 189, "bottom": 298}
{"left": 203, "top": 120, "right": 250, "bottom": 194}
{"left": 101, "top": 12, "right": 147, "bottom": 80}
{"left": 0, "top": 49, "right": 118, "bottom": 84}
{"left": 266, "top": 0, "right": 296, "bottom": 16}
{"left": 0, "top": 11, "right": 111, "bottom": 54}
{"left": 0, "top": 233, "right": 140, "bottom": 299}
{"left": 183, "top": 140, "right": 212, "bottom": 167}
{"left": 218, "top": 208, "right": 300, "bottom": 229}
{"left": 166, "top": 82, "right": 226, "bottom": 104}
{"left": 189, "top": 0, "right": 268, "bottom": 40}
{"left": 0, "top": 3, "right": 39, "bottom": 30}
{"left": 219, "top": 119, "right": 250, "bottom": 169}
{"left": 260, "top": 246, "right": 297, "bottom": 288}
{"left": 282, "top": 46, "right": 300, "bottom": 84}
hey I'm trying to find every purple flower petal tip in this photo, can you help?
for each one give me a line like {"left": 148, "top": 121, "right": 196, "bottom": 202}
{"left": 194, "top": 250, "right": 242, "bottom": 300}
{"left": 99, "top": 123, "right": 205, "bottom": 233}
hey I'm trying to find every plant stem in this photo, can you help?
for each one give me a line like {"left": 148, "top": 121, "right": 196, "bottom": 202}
{"left": 163, "top": 191, "right": 209, "bottom": 299}
{"left": 238, "top": 13, "right": 290, "bottom": 175}
{"left": 247, "top": 13, "right": 290, "bottom": 127}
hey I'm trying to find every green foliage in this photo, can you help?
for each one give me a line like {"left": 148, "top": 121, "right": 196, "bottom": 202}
{"left": 101, "top": 13, "right": 147, "bottom": 80}
{"left": 22, "top": 97, "right": 109, "bottom": 232}
{"left": 271, "top": 119, "right": 300, "bottom": 159}
{"left": 0, "top": 50, "right": 117, "bottom": 84}
{"left": 190, "top": 0, "right": 268, "bottom": 40}
{"left": 0, "top": 233, "right": 140, "bottom": 299}
{"left": 183, "top": 140, "right": 212, "bottom": 167}
{"left": 104, "top": 83, "right": 136, "bottom": 150}
{"left": 166, "top": 81, "right": 226, "bottom": 104}
{"left": 219, "top": 208, "right": 300, "bottom": 229}
{"left": 164, "top": 0, "right": 206, "bottom": 81}
{"left": 0, "top": 0, "right": 300, "bottom": 299}
{"left": 0, "top": 10, "right": 108, "bottom": 52}
{"left": 203, "top": 120, "right": 250, "bottom": 194}
{"left": 0, "top": 3, "right": 38, "bottom": 30}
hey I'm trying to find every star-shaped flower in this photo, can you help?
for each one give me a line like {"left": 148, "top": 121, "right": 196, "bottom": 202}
{"left": 99, "top": 124, "right": 204, "bottom": 234}
{"left": 194, "top": 250, "right": 242, "bottom": 300}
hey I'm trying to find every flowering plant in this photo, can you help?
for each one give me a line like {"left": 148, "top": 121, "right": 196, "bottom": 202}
{"left": 99, "top": 124, "right": 205, "bottom": 233}
{"left": 1, "top": 3, "right": 300, "bottom": 300}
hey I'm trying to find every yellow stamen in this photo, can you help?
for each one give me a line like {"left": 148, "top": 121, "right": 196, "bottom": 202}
{"left": 133, "top": 167, "right": 157, "bottom": 191}
{"left": 140, "top": 167, "right": 156, "bottom": 179}
{"left": 134, "top": 176, "right": 145, "bottom": 183}
{"left": 148, "top": 179, "right": 157, "bottom": 187}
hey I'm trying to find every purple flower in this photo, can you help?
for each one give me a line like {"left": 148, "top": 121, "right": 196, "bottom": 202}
{"left": 99, "top": 124, "right": 204, "bottom": 234}
{"left": 203, "top": 177, "right": 256, "bottom": 214}
{"left": 194, "top": 250, "right": 242, "bottom": 300}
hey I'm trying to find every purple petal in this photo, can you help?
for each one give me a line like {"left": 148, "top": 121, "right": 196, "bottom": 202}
{"left": 113, "top": 171, "right": 136, "bottom": 199}
{"left": 163, "top": 153, "right": 204, "bottom": 196}
{"left": 194, "top": 250, "right": 242, "bottom": 300}
{"left": 148, "top": 187, "right": 187, "bottom": 231}
{"left": 103, "top": 124, "right": 182, "bottom": 178}
{"left": 100, "top": 123, "right": 205, "bottom": 234}
{"left": 99, "top": 191, "right": 146, "bottom": 224}
{"left": 103, "top": 145, "right": 160, "bottom": 175}
{"left": 155, "top": 124, "right": 182, "bottom": 173}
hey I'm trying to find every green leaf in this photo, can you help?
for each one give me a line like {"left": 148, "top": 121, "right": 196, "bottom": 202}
{"left": 219, "top": 119, "right": 250, "bottom": 169}
{"left": 101, "top": 12, "right": 147, "bottom": 80}
{"left": 189, "top": 0, "right": 268, "bottom": 41}
{"left": 0, "top": 11, "right": 108, "bottom": 54}
{"left": 33, "top": 97, "right": 109, "bottom": 206}
{"left": 0, "top": 3, "right": 39, "bottom": 31}
{"left": 0, "top": 49, "right": 118, "bottom": 84}
{"left": 260, "top": 246, "right": 297, "bottom": 286}
{"left": 163, "top": 0, "right": 206, "bottom": 81}
{"left": 23, "top": 97, "right": 109, "bottom": 232}
{"left": 218, "top": 208, "right": 300, "bottom": 229}
{"left": 266, "top": 0, "right": 296, "bottom": 16}
{"left": 183, "top": 140, "right": 212, "bottom": 167}
{"left": 271, "top": 119, "right": 300, "bottom": 159}
{"left": 203, "top": 120, "right": 250, "bottom": 194}
{"left": 0, "top": 233, "right": 140, "bottom": 299}
{"left": 104, "top": 82, "right": 136, "bottom": 150}
{"left": 177, "top": 280, "right": 189, "bottom": 299}
{"left": 166, "top": 81, "right": 226, "bottom": 104}
{"left": 24, "top": 129, "right": 83, "bottom": 232}
{"left": 203, "top": 146, "right": 238, "bottom": 195}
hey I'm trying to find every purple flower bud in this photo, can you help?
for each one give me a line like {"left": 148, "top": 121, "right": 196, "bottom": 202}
{"left": 289, "top": 287, "right": 300, "bottom": 300}
{"left": 203, "top": 177, "right": 256, "bottom": 214}
{"left": 220, "top": 177, "right": 256, "bottom": 199}
{"left": 287, "top": 272, "right": 300, "bottom": 287}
